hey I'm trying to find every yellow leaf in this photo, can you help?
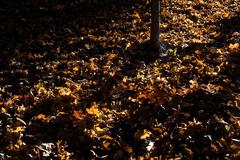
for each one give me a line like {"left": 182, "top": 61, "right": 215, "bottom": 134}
{"left": 101, "top": 135, "right": 113, "bottom": 140}
{"left": 8, "top": 126, "right": 25, "bottom": 133}
{"left": 216, "top": 49, "right": 224, "bottom": 54}
{"left": 229, "top": 43, "right": 239, "bottom": 51}
{"left": 86, "top": 102, "right": 101, "bottom": 116}
{"left": 73, "top": 66, "right": 79, "bottom": 71}
{"left": 35, "top": 82, "right": 48, "bottom": 95}
{"left": 89, "top": 62, "right": 99, "bottom": 71}
{"left": 140, "top": 130, "right": 151, "bottom": 140}
{"left": 223, "top": 12, "right": 230, "bottom": 19}
{"left": 225, "top": 125, "right": 231, "bottom": 132}
{"left": 132, "top": 11, "right": 141, "bottom": 19}
{"left": 93, "top": 125, "right": 108, "bottom": 135}
{"left": 102, "top": 141, "right": 111, "bottom": 150}
{"left": 107, "top": 53, "right": 116, "bottom": 60}
{"left": 38, "top": 87, "right": 48, "bottom": 95}
{"left": 1, "top": 107, "right": 6, "bottom": 113}
{"left": 135, "top": 129, "right": 151, "bottom": 140}
{"left": 86, "top": 107, "right": 100, "bottom": 116}
{"left": 125, "top": 42, "right": 131, "bottom": 50}
{"left": 58, "top": 88, "right": 72, "bottom": 96}
{"left": 136, "top": 72, "right": 143, "bottom": 80}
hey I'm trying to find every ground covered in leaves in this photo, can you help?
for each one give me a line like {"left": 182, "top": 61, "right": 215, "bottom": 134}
{"left": 0, "top": 0, "right": 240, "bottom": 159}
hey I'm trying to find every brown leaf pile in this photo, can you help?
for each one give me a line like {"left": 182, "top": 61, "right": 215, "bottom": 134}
{"left": 0, "top": 0, "right": 240, "bottom": 159}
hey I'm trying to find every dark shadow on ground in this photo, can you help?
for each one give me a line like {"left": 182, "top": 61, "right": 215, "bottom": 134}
{"left": 0, "top": 0, "right": 142, "bottom": 96}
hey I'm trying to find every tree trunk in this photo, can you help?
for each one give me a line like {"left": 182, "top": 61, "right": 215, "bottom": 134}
{"left": 150, "top": 0, "right": 161, "bottom": 52}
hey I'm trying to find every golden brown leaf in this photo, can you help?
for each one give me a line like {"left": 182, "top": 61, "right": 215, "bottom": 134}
{"left": 137, "top": 93, "right": 148, "bottom": 99}
{"left": 196, "top": 59, "right": 205, "bottom": 67}
{"left": 73, "top": 110, "right": 83, "bottom": 120}
{"left": 58, "top": 88, "right": 72, "bottom": 96}
{"left": 102, "top": 141, "right": 111, "bottom": 150}
{"left": 195, "top": 50, "right": 203, "bottom": 56}
{"left": 124, "top": 145, "right": 133, "bottom": 153}
{"left": 185, "top": 148, "right": 193, "bottom": 157}
{"left": 132, "top": 11, "right": 141, "bottom": 19}
{"left": 36, "top": 114, "right": 52, "bottom": 123}
{"left": 86, "top": 102, "right": 101, "bottom": 117}
{"left": 134, "top": 129, "right": 151, "bottom": 140}
{"left": 93, "top": 125, "right": 108, "bottom": 136}
{"left": 229, "top": 43, "right": 239, "bottom": 51}
{"left": 89, "top": 62, "right": 99, "bottom": 71}
{"left": 225, "top": 125, "right": 231, "bottom": 132}
{"left": 107, "top": 53, "right": 117, "bottom": 60}
{"left": 211, "top": 144, "right": 218, "bottom": 153}
{"left": 101, "top": 135, "right": 113, "bottom": 140}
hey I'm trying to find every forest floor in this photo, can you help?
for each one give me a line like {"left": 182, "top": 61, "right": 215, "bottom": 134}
{"left": 0, "top": 0, "right": 240, "bottom": 159}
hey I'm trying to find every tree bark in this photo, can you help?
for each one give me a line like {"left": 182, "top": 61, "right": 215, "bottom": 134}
{"left": 150, "top": 0, "right": 161, "bottom": 52}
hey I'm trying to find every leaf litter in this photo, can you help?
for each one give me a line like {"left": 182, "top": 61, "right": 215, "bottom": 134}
{"left": 0, "top": 0, "right": 240, "bottom": 159}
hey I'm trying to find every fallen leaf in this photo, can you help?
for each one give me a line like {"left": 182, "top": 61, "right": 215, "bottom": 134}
{"left": 86, "top": 102, "right": 101, "bottom": 117}
{"left": 58, "top": 88, "right": 72, "bottom": 96}
{"left": 73, "top": 110, "right": 83, "bottom": 120}
{"left": 211, "top": 144, "right": 218, "bottom": 153}
{"left": 229, "top": 43, "right": 239, "bottom": 51}
{"left": 36, "top": 114, "right": 52, "bottom": 123}
{"left": 134, "top": 129, "right": 151, "bottom": 140}
{"left": 102, "top": 141, "right": 111, "bottom": 150}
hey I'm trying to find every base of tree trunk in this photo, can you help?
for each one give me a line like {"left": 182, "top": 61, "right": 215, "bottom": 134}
{"left": 132, "top": 41, "right": 168, "bottom": 61}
